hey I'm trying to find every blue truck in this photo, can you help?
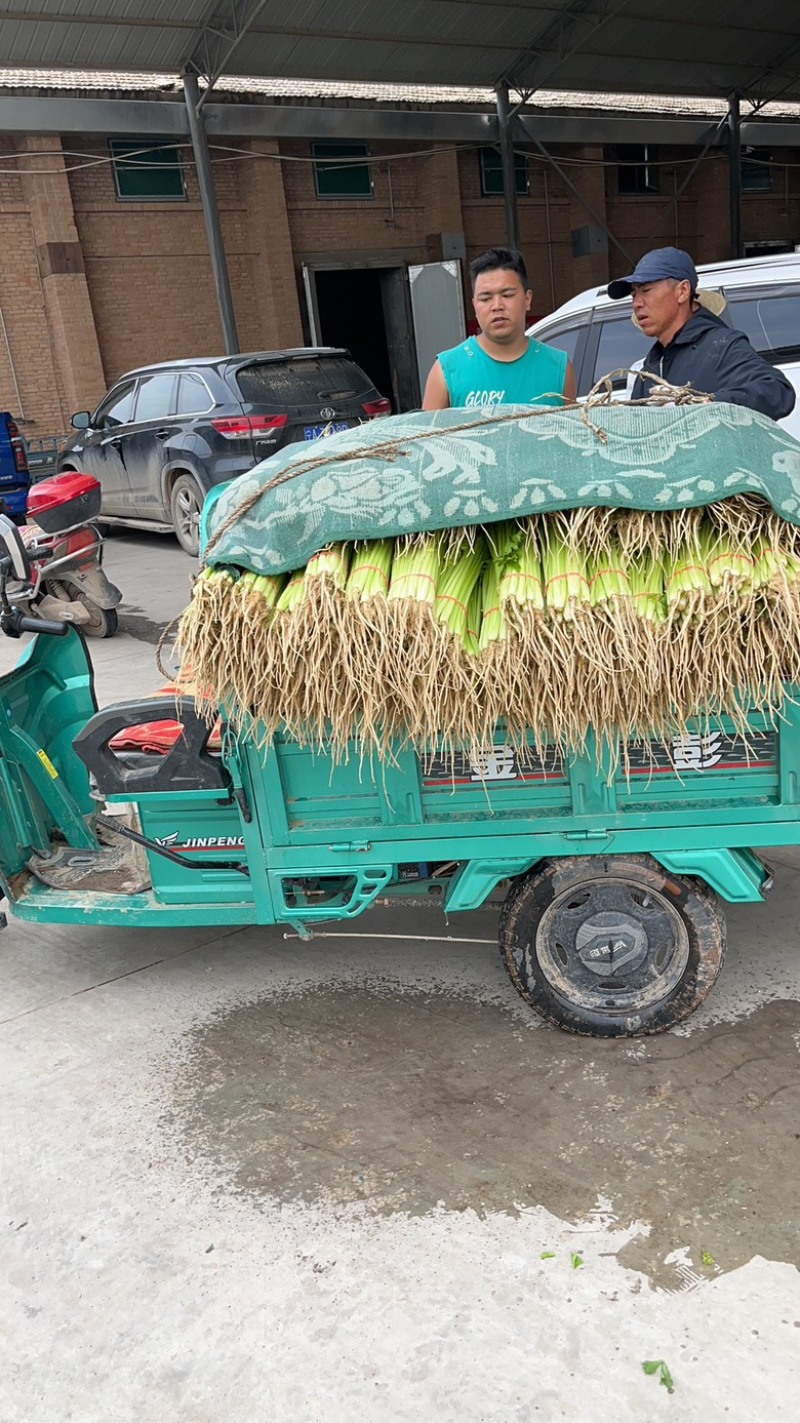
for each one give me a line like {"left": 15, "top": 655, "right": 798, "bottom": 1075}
{"left": 0, "top": 412, "right": 30, "bottom": 520}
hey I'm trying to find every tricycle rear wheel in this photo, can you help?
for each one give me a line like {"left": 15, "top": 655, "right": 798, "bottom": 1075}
{"left": 498, "top": 854, "right": 726, "bottom": 1036}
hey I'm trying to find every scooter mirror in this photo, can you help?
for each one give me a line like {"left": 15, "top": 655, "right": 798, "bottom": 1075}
{"left": 0, "top": 514, "right": 31, "bottom": 581}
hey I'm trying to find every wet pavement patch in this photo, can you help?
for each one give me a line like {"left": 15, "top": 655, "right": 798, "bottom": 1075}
{"left": 119, "top": 607, "right": 171, "bottom": 646}
{"left": 165, "top": 988, "right": 800, "bottom": 1284}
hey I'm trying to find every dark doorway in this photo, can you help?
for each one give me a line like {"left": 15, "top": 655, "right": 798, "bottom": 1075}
{"left": 314, "top": 268, "right": 393, "bottom": 401}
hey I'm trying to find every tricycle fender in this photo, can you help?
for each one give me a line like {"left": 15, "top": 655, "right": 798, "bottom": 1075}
{"left": 655, "top": 847, "right": 772, "bottom": 903}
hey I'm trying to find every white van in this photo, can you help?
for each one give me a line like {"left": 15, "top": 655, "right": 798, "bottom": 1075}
{"left": 527, "top": 252, "right": 800, "bottom": 440}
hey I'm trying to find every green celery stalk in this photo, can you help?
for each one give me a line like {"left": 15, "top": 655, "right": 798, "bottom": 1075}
{"left": 435, "top": 537, "right": 487, "bottom": 644}
{"left": 387, "top": 534, "right": 441, "bottom": 606}
{"left": 346, "top": 540, "right": 393, "bottom": 601}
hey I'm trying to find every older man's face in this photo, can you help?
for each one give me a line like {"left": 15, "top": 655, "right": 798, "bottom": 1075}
{"left": 631, "top": 277, "right": 692, "bottom": 342}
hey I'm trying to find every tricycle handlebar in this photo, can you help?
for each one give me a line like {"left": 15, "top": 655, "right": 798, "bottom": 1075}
{"left": 1, "top": 611, "right": 69, "bottom": 638}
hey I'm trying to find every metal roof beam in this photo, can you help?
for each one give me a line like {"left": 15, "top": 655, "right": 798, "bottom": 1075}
{"left": 0, "top": 7, "right": 200, "bottom": 32}
{"left": 745, "top": 35, "right": 800, "bottom": 113}
{"left": 506, "top": 0, "right": 633, "bottom": 95}
{"left": 0, "top": 93, "right": 797, "bottom": 148}
{"left": 182, "top": 0, "right": 274, "bottom": 107}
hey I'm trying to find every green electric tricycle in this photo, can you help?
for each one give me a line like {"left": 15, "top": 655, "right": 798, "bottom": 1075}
{"left": 0, "top": 509, "right": 792, "bottom": 1037}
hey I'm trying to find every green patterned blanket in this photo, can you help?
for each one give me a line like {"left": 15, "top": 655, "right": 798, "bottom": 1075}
{"left": 202, "top": 402, "right": 800, "bottom": 575}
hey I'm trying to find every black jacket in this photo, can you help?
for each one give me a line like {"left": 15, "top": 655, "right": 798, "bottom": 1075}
{"left": 631, "top": 307, "right": 796, "bottom": 421}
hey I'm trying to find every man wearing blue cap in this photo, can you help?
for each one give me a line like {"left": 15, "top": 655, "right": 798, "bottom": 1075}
{"left": 608, "top": 247, "right": 795, "bottom": 421}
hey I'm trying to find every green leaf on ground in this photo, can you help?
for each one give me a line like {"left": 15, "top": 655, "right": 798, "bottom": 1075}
{"left": 540, "top": 1251, "right": 556, "bottom": 1260}
{"left": 701, "top": 1251, "right": 715, "bottom": 1266}
{"left": 570, "top": 1252, "right": 584, "bottom": 1269}
{"left": 642, "top": 1360, "right": 675, "bottom": 1393}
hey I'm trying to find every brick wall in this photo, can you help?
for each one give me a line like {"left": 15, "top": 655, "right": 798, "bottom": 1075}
{"left": 0, "top": 135, "right": 63, "bottom": 431}
{"left": 10, "top": 136, "right": 106, "bottom": 436}
{"left": 67, "top": 136, "right": 246, "bottom": 375}
{"left": 0, "top": 209, "right": 63, "bottom": 432}
{"left": 0, "top": 122, "right": 798, "bottom": 431}
{"left": 606, "top": 144, "right": 800, "bottom": 275}
{"left": 282, "top": 139, "right": 448, "bottom": 265}
{"left": 458, "top": 146, "right": 585, "bottom": 317}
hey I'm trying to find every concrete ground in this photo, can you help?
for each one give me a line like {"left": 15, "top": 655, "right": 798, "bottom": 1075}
{"left": 1, "top": 529, "right": 799, "bottom": 1422}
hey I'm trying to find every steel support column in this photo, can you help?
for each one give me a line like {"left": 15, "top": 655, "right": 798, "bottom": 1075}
{"left": 728, "top": 91, "right": 743, "bottom": 261}
{"left": 182, "top": 70, "right": 239, "bottom": 354}
{"left": 495, "top": 82, "right": 521, "bottom": 251}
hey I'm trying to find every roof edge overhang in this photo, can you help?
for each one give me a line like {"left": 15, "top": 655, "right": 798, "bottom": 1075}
{"left": 1, "top": 94, "right": 799, "bottom": 147}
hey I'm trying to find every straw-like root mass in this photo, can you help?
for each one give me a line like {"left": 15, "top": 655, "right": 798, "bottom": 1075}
{"left": 175, "top": 498, "right": 800, "bottom": 759}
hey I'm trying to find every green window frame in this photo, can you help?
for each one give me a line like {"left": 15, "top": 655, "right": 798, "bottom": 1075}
{"left": 479, "top": 147, "right": 528, "bottom": 197}
{"left": 741, "top": 148, "right": 773, "bottom": 193}
{"left": 110, "top": 140, "right": 186, "bottom": 201}
{"left": 313, "top": 141, "right": 373, "bottom": 199}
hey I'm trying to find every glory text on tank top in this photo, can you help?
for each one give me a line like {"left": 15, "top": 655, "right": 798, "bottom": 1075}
{"left": 438, "top": 336, "right": 568, "bottom": 408}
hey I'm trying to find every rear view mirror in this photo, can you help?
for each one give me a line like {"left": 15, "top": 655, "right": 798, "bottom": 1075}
{"left": 71, "top": 411, "right": 91, "bottom": 430}
{"left": 0, "top": 514, "right": 31, "bottom": 580}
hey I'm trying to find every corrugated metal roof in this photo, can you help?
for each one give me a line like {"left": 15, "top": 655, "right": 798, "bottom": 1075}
{"left": 2, "top": 69, "right": 800, "bottom": 123}
{"left": 0, "top": 2, "right": 798, "bottom": 103}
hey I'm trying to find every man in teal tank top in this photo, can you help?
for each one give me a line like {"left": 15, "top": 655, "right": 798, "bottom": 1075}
{"left": 422, "top": 247, "right": 576, "bottom": 410}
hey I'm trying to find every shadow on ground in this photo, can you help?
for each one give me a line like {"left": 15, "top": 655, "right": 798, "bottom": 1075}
{"left": 164, "top": 987, "right": 800, "bottom": 1287}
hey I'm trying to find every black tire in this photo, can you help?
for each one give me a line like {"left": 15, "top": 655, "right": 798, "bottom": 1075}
{"left": 46, "top": 582, "right": 119, "bottom": 638}
{"left": 498, "top": 854, "right": 726, "bottom": 1037}
{"left": 79, "top": 600, "right": 118, "bottom": 638}
{"left": 170, "top": 473, "right": 203, "bottom": 557}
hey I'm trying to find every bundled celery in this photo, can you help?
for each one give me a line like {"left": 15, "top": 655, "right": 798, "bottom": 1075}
{"left": 665, "top": 522, "right": 719, "bottom": 611}
{"left": 750, "top": 538, "right": 788, "bottom": 591}
{"left": 541, "top": 527, "right": 590, "bottom": 620}
{"left": 434, "top": 536, "right": 487, "bottom": 646}
{"left": 236, "top": 570, "right": 285, "bottom": 616}
{"left": 492, "top": 521, "right": 545, "bottom": 617}
{"left": 477, "top": 558, "right": 503, "bottom": 652}
{"left": 275, "top": 568, "right": 306, "bottom": 613}
{"left": 346, "top": 540, "right": 393, "bottom": 601}
{"left": 706, "top": 533, "right": 753, "bottom": 592}
{"left": 387, "top": 534, "right": 441, "bottom": 605}
{"left": 177, "top": 495, "right": 800, "bottom": 760}
{"left": 628, "top": 556, "right": 666, "bottom": 625}
{"left": 304, "top": 543, "right": 350, "bottom": 591}
{"left": 589, "top": 543, "right": 631, "bottom": 608}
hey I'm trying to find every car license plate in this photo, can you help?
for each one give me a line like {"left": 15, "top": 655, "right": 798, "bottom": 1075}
{"left": 303, "top": 421, "right": 349, "bottom": 440}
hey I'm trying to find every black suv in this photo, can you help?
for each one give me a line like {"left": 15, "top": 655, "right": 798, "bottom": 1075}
{"left": 59, "top": 348, "right": 391, "bottom": 556}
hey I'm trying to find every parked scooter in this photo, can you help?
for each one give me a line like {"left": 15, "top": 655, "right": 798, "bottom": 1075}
{"left": 0, "top": 511, "right": 68, "bottom": 640}
{"left": 15, "top": 471, "right": 122, "bottom": 637}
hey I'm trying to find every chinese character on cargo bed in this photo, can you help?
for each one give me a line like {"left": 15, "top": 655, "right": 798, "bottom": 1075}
{"left": 672, "top": 732, "right": 724, "bottom": 771}
{"left": 469, "top": 747, "right": 518, "bottom": 780}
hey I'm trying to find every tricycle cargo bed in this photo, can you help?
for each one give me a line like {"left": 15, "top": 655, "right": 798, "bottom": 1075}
{"left": 267, "top": 722, "right": 787, "bottom": 842}
{"left": 0, "top": 625, "right": 791, "bottom": 1037}
{"left": 0, "top": 623, "right": 792, "bottom": 922}
{"left": 115, "top": 712, "right": 786, "bottom": 918}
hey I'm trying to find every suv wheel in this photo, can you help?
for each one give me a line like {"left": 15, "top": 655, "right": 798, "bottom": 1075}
{"left": 170, "top": 473, "right": 203, "bottom": 557}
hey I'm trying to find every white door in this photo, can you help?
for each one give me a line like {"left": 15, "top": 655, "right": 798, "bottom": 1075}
{"left": 408, "top": 261, "right": 466, "bottom": 398}
{"left": 302, "top": 265, "right": 322, "bottom": 345}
